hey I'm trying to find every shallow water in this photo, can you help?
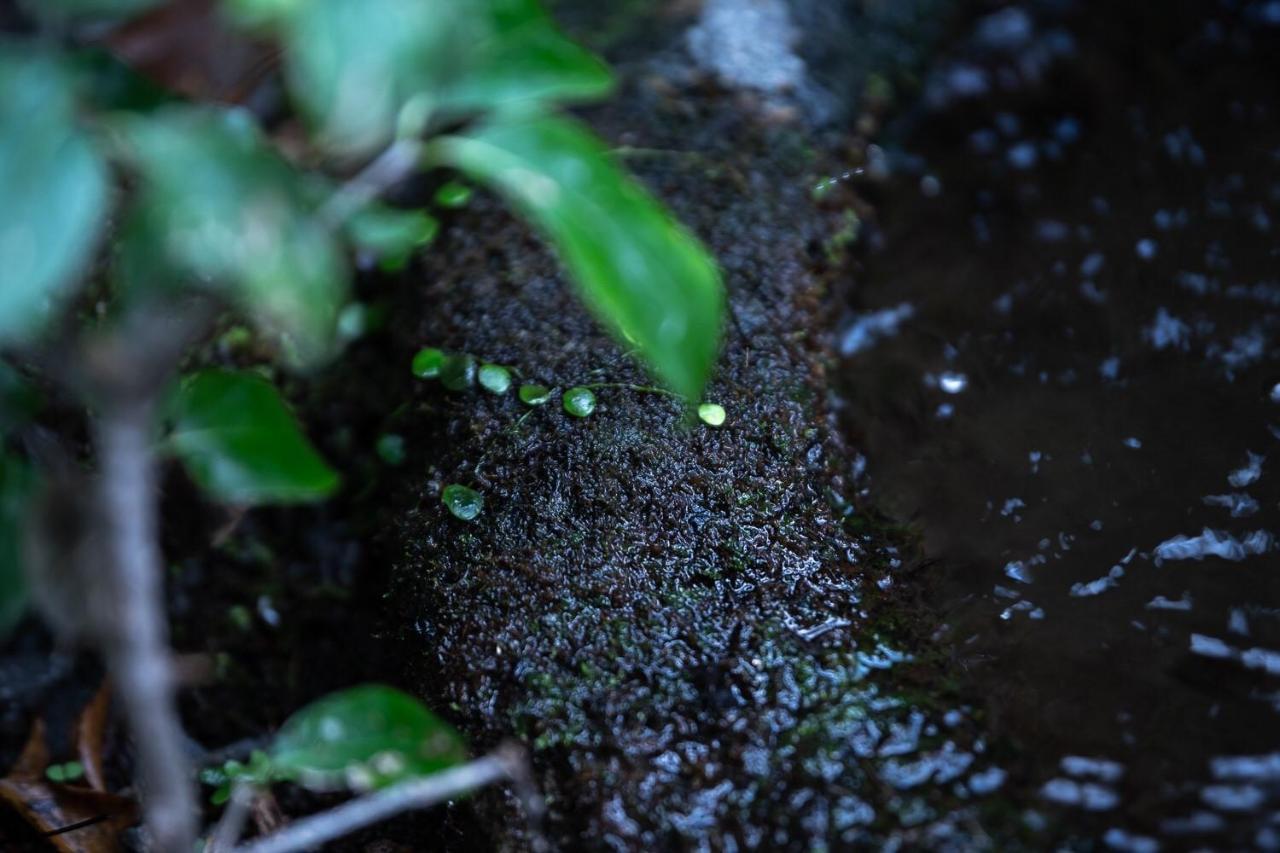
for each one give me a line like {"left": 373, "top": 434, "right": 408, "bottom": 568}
{"left": 838, "top": 0, "right": 1280, "bottom": 845}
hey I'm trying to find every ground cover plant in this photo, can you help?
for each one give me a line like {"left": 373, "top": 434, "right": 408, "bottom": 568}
{"left": 0, "top": 0, "right": 723, "bottom": 848}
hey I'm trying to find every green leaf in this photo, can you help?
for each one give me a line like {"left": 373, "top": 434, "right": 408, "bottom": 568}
{"left": 279, "top": 0, "right": 461, "bottom": 155}
{"left": 274, "top": 0, "right": 610, "bottom": 155}
{"left": 441, "top": 484, "right": 483, "bottom": 521}
{"left": 411, "top": 347, "right": 445, "bottom": 379}
{"left": 478, "top": 364, "right": 512, "bottom": 394}
{"left": 0, "top": 455, "right": 35, "bottom": 639}
{"left": 518, "top": 384, "right": 551, "bottom": 406}
{"left": 271, "top": 685, "right": 466, "bottom": 792}
{"left": 113, "top": 107, "right": 346, "bottom": 366}
{"left": 434, "top": 0, "right": 614, "bottom": 115}
{"left": 346, "top": 204, "right": 437, "bottom": 271}
{"left": 697, "top": 402, "right": 725, "bottom": 427}
{"left": 439, "top": 354, "right": 476, "bottom": 392}
{"left": 434, "top": 114, "right": 724, "bottom": 401}
{"left": 0, "top": 48, "right": 109, "bottom": 346}
{"left": 433, "top": 181, "right": 473, "bottom": 209}
{"left": 562, "top": 386, "right": 595, "bottom": 417}
{"left": 166, "top": 369, "right": 339, "bottom": 504}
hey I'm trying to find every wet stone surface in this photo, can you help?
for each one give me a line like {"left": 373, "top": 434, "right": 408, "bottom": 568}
{"left": 837, "top": 0, "right": 1280, "bottom": 847}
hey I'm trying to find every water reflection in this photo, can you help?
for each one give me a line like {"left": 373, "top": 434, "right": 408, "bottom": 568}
{"left": 837, "top": 0, "right": 1280, "bottom": 843}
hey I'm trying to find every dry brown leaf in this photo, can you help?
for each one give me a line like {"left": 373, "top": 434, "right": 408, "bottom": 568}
{"left": 73, "top": 684, "right": 112, "bottom": 793}
{"left": 0, "top": 719, "right": 138, "bottom": 853}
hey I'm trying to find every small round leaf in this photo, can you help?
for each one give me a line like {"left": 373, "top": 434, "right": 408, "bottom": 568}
{"left": 518, "top": 384, "right": 551, "bottom": 406}
{"left": 439, "top": 354, "right": 476, "bottom": 391}
{"left": 563, "top": 386, "right": 596, "bottom": 418}
{"left": 411, "top": 347, "right": 445, "bottom": 378}
{"left": 442, "top": 484, "right": 483, "bottom": 521}
{"left": 478, "top": 364, "right": 512, "bottom": 394}
{"left": 697, "top": 402, "right": 726, "bottom": 427}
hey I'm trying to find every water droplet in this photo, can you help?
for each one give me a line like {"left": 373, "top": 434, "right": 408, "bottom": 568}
{"left": 441, "top": 484, "right": 483, "bottom": 521}
{"left": 411, "top": 347, "right": 444, "bottom": 378}
{"left": 563, "top": 386, "right": 596, "bottom": 417}
{"left": 697, "top": 402, "right": 726, "bottom": 426}
{"left": 939, "top": 372, "right": 968, "bottom": 394}
{"left": 478, "top": 364, "right": 511, "bottom": 394}
{"left": 518, "top": 384, "right": 551, "bottom": 406}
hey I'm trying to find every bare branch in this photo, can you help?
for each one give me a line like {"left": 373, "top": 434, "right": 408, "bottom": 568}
{"left": 233, "top": 745, "right": 531, "bottom": 853}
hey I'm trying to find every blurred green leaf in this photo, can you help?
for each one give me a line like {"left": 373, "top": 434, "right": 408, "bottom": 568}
{"left": 435, "top": 0, "right": 613, "bottom": 115}
{"left": 273, "top": 0, "right": 610, "bottom": 156}
{"left": 435, "top": 114, "right": 724, "bottom": 401}
{"left": 278, "top": 0, "right": 461, "bottom": 155}
{"left": 0, "top": 454, "right": 35, "bottom": 639}
{"left": 0, "top": 48, "right": 109, "bottom": 346}
{"left": 165, "top": 369, "right": 339, "bottom": 504}
{"left": 271, "top": 685, "right": 466, "bottom": 792}
{"left": 346, "top": 204, "right": 437, "bottom": 270}
{"left": 113, "top": 107, "right": 346, "bottom": 365}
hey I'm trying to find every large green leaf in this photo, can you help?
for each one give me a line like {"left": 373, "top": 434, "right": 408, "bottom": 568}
{"left": 435, "top": 0, "right": 613, "bottom": 115}
{"left": 271, "top": 685, "right": 467, "bottom": 792}
{"left": 0, "top": 48, "right": 109, "bottom": 346}
{"left": 278, "top": 0, "right": 461, "bottom": 155}
{"left": 165, "top": 369, "right": 338, "bottom": 504}
{"left": 273, "top": 0, "right": 610, "bottom": 156}
{"left": 113, "top": 107, "right": 346, "bottom": 365}
{"left": 434, "top": 114, "right": 724, "bottom": 401}
{"left": 0, "top": 455, "right": 35, "bottom": 639}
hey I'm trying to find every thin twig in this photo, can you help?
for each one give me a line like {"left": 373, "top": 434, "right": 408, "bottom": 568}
{"left": 233, "top": 745, "right": 531, "bottom": 853}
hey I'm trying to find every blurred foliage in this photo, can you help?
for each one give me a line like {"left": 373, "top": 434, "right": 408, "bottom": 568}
{"left": 113, "top": 107, "right": 347, "bottom": 365}
{"left": 0, "top": 50, "right": 109, "bottom": 346}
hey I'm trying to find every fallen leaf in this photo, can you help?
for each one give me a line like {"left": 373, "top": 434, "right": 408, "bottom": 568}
{"left": 0, "top": 719, "right": 138, "bottom": 852}
{"left": 73, "top": 684, "right": 111, "bottom": 793}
